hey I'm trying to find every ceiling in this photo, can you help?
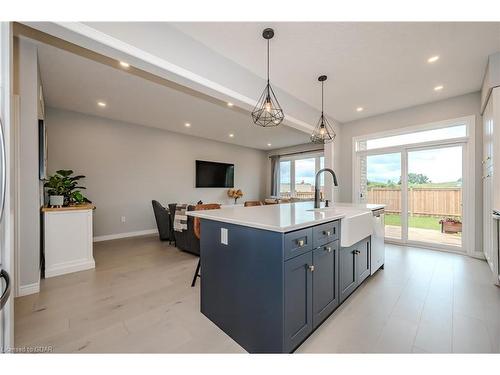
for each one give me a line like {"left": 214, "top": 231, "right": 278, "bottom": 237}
{"left": 36, "top": 42, "right": 310, "bottom": 150}
{"left": 172, "top": 22, "right": 500, "bottom": 122}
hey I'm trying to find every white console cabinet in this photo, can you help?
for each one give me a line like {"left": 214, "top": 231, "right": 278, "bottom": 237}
{"left": 42, "top": 204, "right": 95, "bottom": 278}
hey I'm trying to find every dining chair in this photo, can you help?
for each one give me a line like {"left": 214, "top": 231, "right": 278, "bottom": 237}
{"left": 192, "top": 203, "right": 221, "bottom": 287}
{"left": 244, "top": 200, "right": 263, "bottom": 207}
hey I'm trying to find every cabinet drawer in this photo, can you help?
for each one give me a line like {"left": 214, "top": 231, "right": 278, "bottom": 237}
{"left": 312, "top": 221, "right": 339, "bottom": 248}
{"left": 284, "top": 228, "right": 313, "bottom": 260}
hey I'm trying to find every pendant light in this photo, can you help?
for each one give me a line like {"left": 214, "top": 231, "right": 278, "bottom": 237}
{"left": 311, "top": 75, "right": 336, "bottom": 144}
{"left": 251, "top": 28, "right": 284, "bottom": 127}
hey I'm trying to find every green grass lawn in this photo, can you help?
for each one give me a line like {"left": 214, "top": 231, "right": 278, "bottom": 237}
{"left": 385, "top": 214, "right": 442, "bottom": 231}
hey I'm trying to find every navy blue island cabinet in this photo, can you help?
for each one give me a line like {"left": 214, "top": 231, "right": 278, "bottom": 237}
{"left": 199, "top": 218, "right": 366, "bottom": 353}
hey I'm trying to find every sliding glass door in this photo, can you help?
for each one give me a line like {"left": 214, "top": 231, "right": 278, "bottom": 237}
{"left": 406, "top": 145, "right": 463, "bottom": 249}
{"left": 365, "top": 153, "right": 402, "bottom": 241}
{"left": 358, "top": 144, "right": 465, "bottom": 251}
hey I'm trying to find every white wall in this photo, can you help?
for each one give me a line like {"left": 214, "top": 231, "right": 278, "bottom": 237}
{"left": 45, "top": 107, "right": 268, "bottom": 238}
{"left": 337, "top": 92, "right": 483, "bottom": 252}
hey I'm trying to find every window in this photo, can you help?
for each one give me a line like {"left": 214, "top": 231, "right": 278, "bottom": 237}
{"left": 278, "top": 153, "right": 324, "bottom": 200}
{"left": 356, "top": 124, "right": 467, "bottom": 151}
{"left": 279, "top": 160, "right": 291, "bottom": 195}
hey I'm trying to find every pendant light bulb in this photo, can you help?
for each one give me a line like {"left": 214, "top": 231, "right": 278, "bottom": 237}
{"left": 319, "top": 125, "right": 326, "bottom": 135}
{"left": 265, "top": 100, "right": 272, "bottom": 113}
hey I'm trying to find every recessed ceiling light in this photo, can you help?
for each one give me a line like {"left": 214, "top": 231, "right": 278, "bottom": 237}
{"left": 356, "top": 107, "right": 364, "bottom": 112}
{"left": 427, "top": 55, "right": 440, "bottom": 63}
{"left": 434, "top": 85, "right": 444, "bottom": 91}
{"left": 97, "top": 101, "right": 106, "bottom": 107}
{"left": 229, "top": 133, "right": 234, "bottom": 138}
{"left": 120, "top": 61, "right": 130, "bottom": 68}
{"left": 267, "top": 143, "right": 272, "bottom": 147}
{"left": 227, "top": 102, "right": 234, "bottom": 107}
{"left": 184, "top": 123, "right": 191, "bottom": 127}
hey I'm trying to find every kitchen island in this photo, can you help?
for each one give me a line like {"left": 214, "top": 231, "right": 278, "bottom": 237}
{"left": 187, "top": 201, "right": 383, "bottom": 353}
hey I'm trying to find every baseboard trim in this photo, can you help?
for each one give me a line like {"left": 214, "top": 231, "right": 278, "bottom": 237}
{"left": 93, "top": 229, "right": 158, "bottom": 243}
{"left": 45, "top": 259, "right": 96, "bottom": 278}
{"left": 17, "top": 282, "right": 40, "bottom": 297}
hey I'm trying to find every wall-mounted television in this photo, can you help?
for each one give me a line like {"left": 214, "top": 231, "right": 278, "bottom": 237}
{"left": 196, "top": 160, "right": 234, "bottom": 188}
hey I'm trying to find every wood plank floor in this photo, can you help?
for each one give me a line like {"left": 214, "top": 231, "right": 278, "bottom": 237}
{"left": 14, "top": 236, "right": 500, "bottom": 353}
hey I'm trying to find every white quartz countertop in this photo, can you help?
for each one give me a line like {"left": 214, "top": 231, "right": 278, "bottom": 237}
{"left": 187, "top": 201, "right": 383, "bottom": 233}
{"left": 335, "top": 202, "right": 386, "bottom": 211}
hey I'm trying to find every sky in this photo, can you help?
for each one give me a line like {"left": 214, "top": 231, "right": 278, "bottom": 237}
{"left": 367, "top": 146, "right": 462, "bottom": 183}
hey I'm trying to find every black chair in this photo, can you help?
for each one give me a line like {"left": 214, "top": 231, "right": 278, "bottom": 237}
{"left": 151, "top": 200, "right": 171, "bottom": 242}
{"left": 168, "top": 204, "right": 200, "bottom": 256}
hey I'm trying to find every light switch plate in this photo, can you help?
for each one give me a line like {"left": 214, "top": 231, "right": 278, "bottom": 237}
{"left": 221, "top": 228, "right": 228, "bottom": 245}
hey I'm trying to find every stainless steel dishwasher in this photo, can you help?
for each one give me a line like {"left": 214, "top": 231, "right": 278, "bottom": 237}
{"left": 371, "top": 208, "right": 385, "bottom": 275}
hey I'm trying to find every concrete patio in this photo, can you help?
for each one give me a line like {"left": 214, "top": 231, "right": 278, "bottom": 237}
{"left": 385, "top": 225, "right": 462, "bottom": 247}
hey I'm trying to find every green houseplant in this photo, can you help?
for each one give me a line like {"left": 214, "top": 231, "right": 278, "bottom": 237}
{"left": 44, "top": 169, "right": 91, "bottom": 207}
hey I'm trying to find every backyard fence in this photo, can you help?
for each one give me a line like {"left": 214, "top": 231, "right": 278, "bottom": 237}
{"left": 367, "top": 188, "right": 462, "bottom": 217}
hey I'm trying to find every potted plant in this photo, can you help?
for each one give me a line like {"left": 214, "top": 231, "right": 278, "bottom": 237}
{"left": 439, "top": 217, "right": 462, "bottom": 234}
{"left": 227, "top": 188, "right": 244, "bottom": 204}
{"left": 44, "top": 169, "right": 91, "bottom": 207}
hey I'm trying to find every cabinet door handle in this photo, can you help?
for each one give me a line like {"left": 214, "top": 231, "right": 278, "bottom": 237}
{"left": 324, "top": 246, "right": 332, "bottom": 253}
{"left": 323, "top": 230, "right": 331, "bottom": 236}
{"left": 352, "top": 250, "right": 360, "bottom": 255}
{"left": 308, "top": 265, "right": 315, "bottom": 272}
{"left": 296, "top": 239, "right": 306, "bottom": 247}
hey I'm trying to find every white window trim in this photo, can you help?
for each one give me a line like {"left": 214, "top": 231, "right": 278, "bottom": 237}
{"left": 279, "top": 152, "right": 324, "bottom": 199}
{"left": 351, "top": 115, "right": 477, "bottom": 258}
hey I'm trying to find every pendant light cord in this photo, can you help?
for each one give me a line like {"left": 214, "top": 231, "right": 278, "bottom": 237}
{"left": 321, "top": 81, "right": 324, "bottom": 116}
{"left": 267, "top": 38, "right": 270, "bottom": 84}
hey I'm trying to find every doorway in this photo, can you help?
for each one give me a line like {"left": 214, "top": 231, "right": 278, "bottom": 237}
{"left": 354, "top": 118, "right": 473, "bottom": 253}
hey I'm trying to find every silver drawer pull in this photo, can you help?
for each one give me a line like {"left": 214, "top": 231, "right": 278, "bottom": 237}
{"left": 325, "top": 246, "right": 332, "bottom": 253}
{"left": 323, "top": 230, "right": 331, "bottom": 236}
{"left": 308, "top": 265, "right": 315, "bottom": 272}
{"left": 296, "top": 239, "right": 305, "bottom": 247}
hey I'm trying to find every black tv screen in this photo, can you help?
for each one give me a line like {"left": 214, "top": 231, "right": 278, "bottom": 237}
{"left": 196, "top": 160, "right": 234, "bottom": 188}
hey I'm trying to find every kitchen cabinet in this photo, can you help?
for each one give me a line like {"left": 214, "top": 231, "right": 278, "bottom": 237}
{"left": 357, "top": 238, "right": 371, "bottom": 283}
{"left": 312, "top": 241, "right": 339, "bottom": 328}
{"left": 340, "top": 237, "right": 371, "bottom": 303}
{"left": 284, "top": 251, "right": 313, "bottom": 353}
{"left": 340, "top": 243, "right": 357, "bottom": 303}
{"left": 199, "top": 216, "right": 371, "bottom": 353}
{"left": 481, "top": 52, "right": 500, "bottom": 285}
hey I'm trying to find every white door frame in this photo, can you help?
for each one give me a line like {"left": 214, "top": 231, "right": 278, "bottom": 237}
{"left": 352, "top": 115, "right": 476, "bottom": 257}
{"left": 0, "top": 21, "right": 14, "bottom": 352}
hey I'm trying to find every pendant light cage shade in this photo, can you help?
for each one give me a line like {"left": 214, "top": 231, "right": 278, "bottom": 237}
{"left": 251, "top": 84, "right": 285, "bottom": 127}
{"left": 311, "top": 75, "right": 336, "bottom": 144}
{"left": 311, "top": 114, "right": 336, "bottom": 144}
{"left": 251, "top": 28, "right": 284, "bottom": 127}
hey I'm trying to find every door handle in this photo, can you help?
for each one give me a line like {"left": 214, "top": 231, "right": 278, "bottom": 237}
{"left": 323, "top": 230, "right": 332, "bottom": 236}
{"left": 352, "top": 250, "right": 360, "bottom": 255}
{"left": 324, "top": 246, "right": 332, "bottom": 253}
{"left": 0, "top": 269, "right": 11, "bottom": 311}
{"left": 308, "top": 265, "right": 315, "bottom": 272}
{"left": 0, "top": 119, "right": 6, "bottom": 222}
{"left": 296, "top": 239, "right": 306, "bottom": 247}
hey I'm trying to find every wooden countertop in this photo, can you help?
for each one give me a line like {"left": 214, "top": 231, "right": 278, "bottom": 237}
{"left": 41, "top": 203, "right": 95, "bottom": 212}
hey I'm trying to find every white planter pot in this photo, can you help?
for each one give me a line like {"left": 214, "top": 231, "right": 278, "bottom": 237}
{"left": 49, "top": 195, "right": 64, "bottom": 207}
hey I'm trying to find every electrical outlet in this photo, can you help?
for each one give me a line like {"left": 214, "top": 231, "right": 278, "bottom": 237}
{"left": 121, "top": 216, "right": 126, "bottom": 223}
{"left": 221, "top": 228, "right": 228, "bottom": 245}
